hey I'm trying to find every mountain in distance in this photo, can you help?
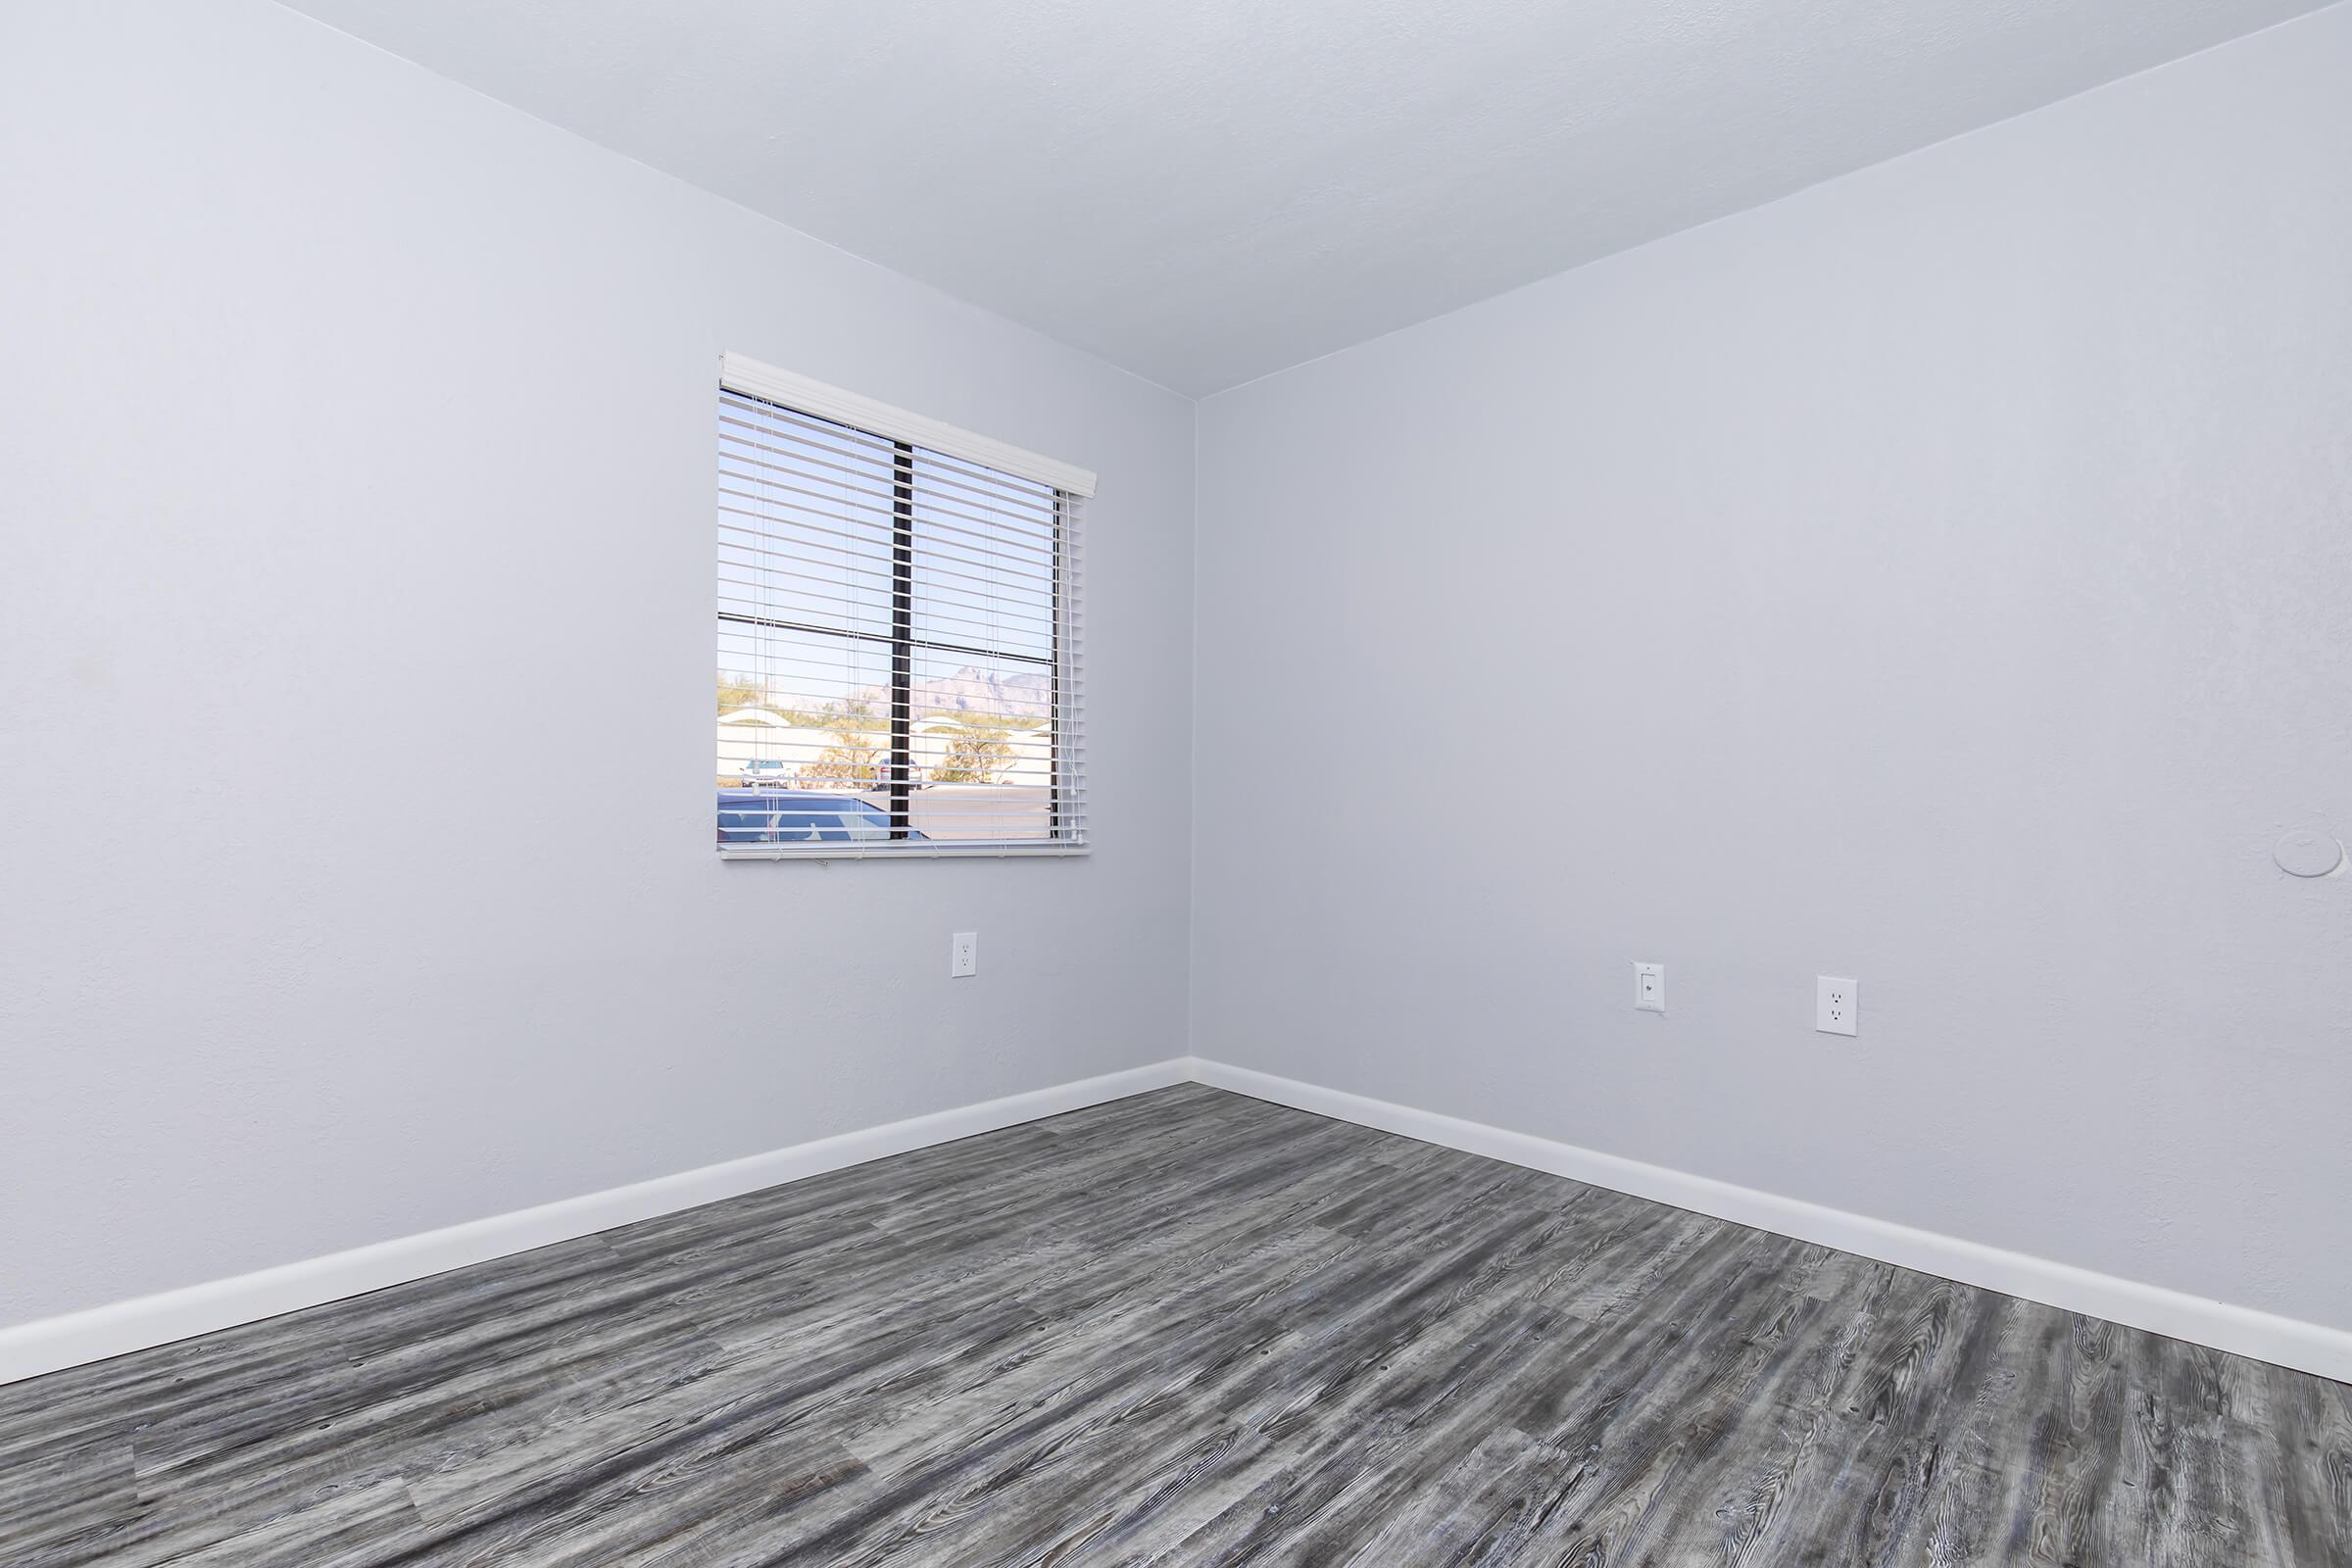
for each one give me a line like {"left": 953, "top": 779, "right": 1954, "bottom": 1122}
{"left": 820, "top": 665, "right": 1053, "bottom": 721}
{"left": 911, "top": 665, "right": 1054, "bottom": 718}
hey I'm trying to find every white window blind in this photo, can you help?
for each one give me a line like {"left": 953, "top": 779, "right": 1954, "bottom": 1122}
{"left": 714, "top": 356, "right": 1090, "bottom": 858}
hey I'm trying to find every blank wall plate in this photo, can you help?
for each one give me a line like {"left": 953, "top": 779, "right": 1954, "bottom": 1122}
{"left": 1633, "top": 961, "right": 1665, "bottom": 1012}
{"left": 951, "top": 932, "right": 978, "bottom": 978}
{"left": 1816, "top": 975, "right": 1857, "bottom": 1036}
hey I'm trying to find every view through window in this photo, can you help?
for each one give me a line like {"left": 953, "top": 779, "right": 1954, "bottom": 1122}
{"left": 715, "top": 381, "right": 1084, "bottom": 853}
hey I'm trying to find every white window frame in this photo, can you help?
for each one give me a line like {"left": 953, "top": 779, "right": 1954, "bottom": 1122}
{"left": 715, "top": 353, "right": 1094, "bottom": 861}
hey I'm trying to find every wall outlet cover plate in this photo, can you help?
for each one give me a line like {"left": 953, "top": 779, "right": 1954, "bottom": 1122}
{"left": 1816, "top": 975, "right": 1857, "bottom": 1036}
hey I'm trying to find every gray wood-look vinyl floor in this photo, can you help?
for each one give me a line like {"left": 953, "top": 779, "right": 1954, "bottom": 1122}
{"left": 4, "top": 1084, "right": 2346, "bottom": 1566}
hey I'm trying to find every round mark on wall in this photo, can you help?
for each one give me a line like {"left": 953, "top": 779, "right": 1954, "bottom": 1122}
{"left": 2273, "top": 830, "right": 2344, "bottom": 878}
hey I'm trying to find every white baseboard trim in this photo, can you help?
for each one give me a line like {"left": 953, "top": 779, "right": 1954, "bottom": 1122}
{"left": 14, "top": 1054, "right": 2346, "bottom": 1390}
{"left": 0, "top": 1057, "right": 1192, "bottom": 1388}
{"left": 1192, "top": 1057, "right": 2352, "bottom": 1387}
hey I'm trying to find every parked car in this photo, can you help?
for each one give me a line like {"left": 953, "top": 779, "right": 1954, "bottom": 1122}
{"left": 735, "top": 759, "right": 794, "bottom": 787}
{"left": 715, "top": 790, "right": 921, "bottom": 845}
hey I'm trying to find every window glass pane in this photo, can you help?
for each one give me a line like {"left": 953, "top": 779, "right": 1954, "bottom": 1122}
{"left": 905, "top": 647, "right": 1054, "bottom": 842}
{"left": 910, "top": 453, "right": 1055, "bottom": 662}
{"left": 838, "top": 803, "right": 892, "bottom": 841}
{"left": 716, "top": 799, "right": 898, "bottom": 845}
{"left": 717, "top": 399, "right": 897, "bottom": 640}
{"left": 715, "top": 622, "right": 893, "bottom": 791}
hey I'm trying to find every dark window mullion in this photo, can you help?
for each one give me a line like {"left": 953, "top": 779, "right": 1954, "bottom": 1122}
{"left": 1049, "top": 491, "right": 1063, "bottom": 840}
{"left": 889, "top": 442, "right": 914, "bottom": 838}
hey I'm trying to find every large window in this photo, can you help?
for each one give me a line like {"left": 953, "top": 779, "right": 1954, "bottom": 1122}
{"left": 714, "top": 355, "right": 1091, "bottom": 857}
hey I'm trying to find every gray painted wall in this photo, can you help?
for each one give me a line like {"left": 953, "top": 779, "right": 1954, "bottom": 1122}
{"left": 1192, "top": 7, "right": 2352, "bottom": 1330}
{"left": 6, "top": 0, "right": 2345, "bottom": 1345}
{"left": 0, "top": 0, "right": 1194, "bottom": 1328}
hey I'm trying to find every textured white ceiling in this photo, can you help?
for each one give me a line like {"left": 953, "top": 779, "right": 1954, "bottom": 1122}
{"left": 277, "top": 0, "right": 2329, "bottom": 395}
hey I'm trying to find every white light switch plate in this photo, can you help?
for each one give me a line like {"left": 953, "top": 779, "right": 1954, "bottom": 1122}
{"left": 951, "top": 932, "right": 978, "bottom": 978}
{"left": 1816, "top": 975, "right": 1857, "bottom": 1036}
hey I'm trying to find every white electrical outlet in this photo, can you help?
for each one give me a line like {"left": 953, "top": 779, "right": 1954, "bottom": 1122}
{"left": 1633, "top": 961, "right": 1665, "bottom": 1013}
{"left": 1816, "top": 975, "right": 1857, "bottom": 1036}
{"left": 951, "top": 931, "right": 978, "bottom": 978}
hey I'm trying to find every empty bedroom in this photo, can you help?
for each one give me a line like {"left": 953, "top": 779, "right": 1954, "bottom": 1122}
{"left": 1, "top": 1, "right": 2347, "bottom": 1562}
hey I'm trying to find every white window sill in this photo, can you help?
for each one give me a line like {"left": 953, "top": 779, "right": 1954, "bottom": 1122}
{"left": 718, "top": 843, "right": 1091, "bottom": 862}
